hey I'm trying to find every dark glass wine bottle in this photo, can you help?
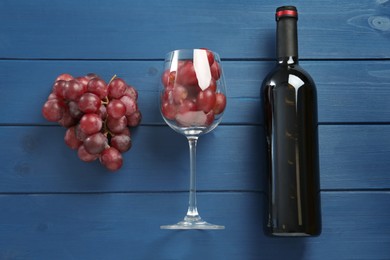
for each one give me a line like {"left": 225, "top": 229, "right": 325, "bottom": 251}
{"left": 261, "top": 6, "right": 321, "bottom": 236}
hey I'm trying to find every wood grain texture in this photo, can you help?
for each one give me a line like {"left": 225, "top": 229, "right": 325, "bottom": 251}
{"left": 0, "top": 0, "right": 389, "bottom": 59}
{"left": 0, "top": 125, "right": 265, "bottom": 193}
{"left": 1, "top": 0, "right": 389, "bottom": 259}
{"left": 0, "top": 192, "right": 389, "bottom": 260}
{"left": 1, "top": 60, "right": 390, "bottom": 125}
{"left": 0, "top": 125, "right": 389, "bottom": 193}
{"left": 320, "top": 125, "right": 390, "bottom": 190}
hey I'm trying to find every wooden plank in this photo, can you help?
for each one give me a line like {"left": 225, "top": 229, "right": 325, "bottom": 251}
{"left": 0, "top": 125, "right": 389, "bottom": 193}
{"left": 0, "top": 59, "right": 260, "bottom": 125}
{"left": 320, "top": 125, "right": 390, "bottom": 190}
{"left": 1, "top": 60, "right": 390, "bottom": 125}
{"left": 0, "top": 192, "right": 389, "bottom": 259}
{"left": 0, "top": 0, "right": 389, "bottom": 59}
{"left": 0, "top": 125, "right": 266, "bottom": 193}
{"left": 312, "top": 61, "right": 390, "bottom": 123}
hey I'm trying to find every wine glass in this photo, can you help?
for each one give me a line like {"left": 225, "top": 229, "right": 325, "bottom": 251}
{"left": 159, "top": 49, "right": 227, "bottom": 229}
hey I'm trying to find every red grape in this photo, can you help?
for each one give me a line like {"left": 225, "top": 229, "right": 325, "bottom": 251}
{"left": 111, "top": 133, "right": 132, "bottom": 153}
{"left": 100, "top": 147, "right": 123, "bottom": 171}
{"left": 85, "top": 73, "right": 99, "bottom": 80}
{"left": 52, "top": 80, "right": 68, "bottom": 99}
{"left": 75, "top": 125, "right": 88, "bottom": 141}
{"left": 124, "top": 85, "right": 138, "bottom": 100}
{"left": 65, "top": 79, "right": 86, "bottom": 101}
{"left": 68, "top": 101, "right": 83, "bottom": 120}
{"left": 107, "top": 115, "right": 127, "bottom": 134}
{"left": 120, "top": 95, "right": 138, "bottom": 116}
{"left": 64, "top": 126, "right": 83, "bottom": 150}
{"left": 126, "top": 110, "right": 142, "bottom": 127}
{"left": 178, "top": 99, "right": 197, "bottom": 114}
{"left": 96, "top": 104, "right": 107, "bottom": 120}
{"left": 173, "top": 85, "right": 188, "bottom": 104}
{"left": 196, "top": 89, "right": 216, "bottom": 113}
{"left": 42, "top": 99, "right": 65, "bottom": 121}
{"left": 47, "top": 92, "right": 58, "bottom": 100}
{"left": 79, "top": 113, "right": 102, "bottom": 135}
{"left": 75, "top": 76, "right": 89, "bottom": 89}
{"left": 210, "top": 61, "right": 221, "bottom": 80}
{"left": 84, "top": 132, "right": 108, "bottom": 155}
{"left": 108, "top": 78, "right": 127, "bottom": 99}
{"left": 177, "top": 61, "right": 198, "bottom": 86}
{"left": 161, "top": 70, "right": 176, "bottom": 89}
{"left": 120, "top": 127, "right": 131, "bottom": 136}
{"left": 59, "top": 109, "right": 77, "bottom": 127}
{"left": 205, "top": 110, "right": 215, "bottom": 126}
{"left": 184, "top": 84, "right": 201, "bottom": 98}
{"left": 78, "top": 93, "right": 101, "bottom": 113}
{"left": 161, "top": 100, "right": 176, "bottom": 120}
{"left": 213, "top": 93, "right": 227, "bottom": 114}
{"left": 162, "top": 89, "right": 174, "bottom": 104}
{"left": 87, "top": 78, "right": 107, "bottom": 99}
{"left": 107, "top": 99, "right": 126, "bottom": 119}
{"left": 55, "top": 73, "right": 73, "bottom": 82}
{"left": 78, "top": 145, "right": 99, "bottom": 162}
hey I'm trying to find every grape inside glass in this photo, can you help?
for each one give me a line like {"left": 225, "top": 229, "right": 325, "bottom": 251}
{"left": 159, "top": 49, "right": 227, "bottom": 229}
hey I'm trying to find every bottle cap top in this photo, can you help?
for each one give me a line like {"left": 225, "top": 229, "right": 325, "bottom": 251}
{"left": 276, "top": 6, "right": 298, "bottom": 21}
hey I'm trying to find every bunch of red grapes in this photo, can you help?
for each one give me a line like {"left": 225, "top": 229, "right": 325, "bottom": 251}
{"left": 160, "top": 49, "right": 226, "bottom": 127}
{"left": 42, "top": 73, "right": 141, "bottom": 171}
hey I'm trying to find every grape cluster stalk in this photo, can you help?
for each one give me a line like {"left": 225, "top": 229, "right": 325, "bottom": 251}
{"left": 42, "top": 73, "right": 141, "bottom": 171}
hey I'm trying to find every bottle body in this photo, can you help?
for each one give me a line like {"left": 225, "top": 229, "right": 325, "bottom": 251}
{"left": 262, "top": 6, "right": 321, "bottom": 236}
{"left": 262, "top": 64, "right": 321, "bottom": 236}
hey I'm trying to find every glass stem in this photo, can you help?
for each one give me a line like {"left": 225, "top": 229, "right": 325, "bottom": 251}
{"left": 185, "top": 136, "right": 201, "bottom": 220}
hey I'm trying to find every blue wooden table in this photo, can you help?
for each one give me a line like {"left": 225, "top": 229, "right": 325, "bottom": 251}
{"left": 1, "top": 0, "right": 390, "bottom": 259}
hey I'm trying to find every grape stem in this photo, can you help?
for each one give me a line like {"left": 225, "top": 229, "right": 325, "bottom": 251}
{"left": 101, "top": 75, "right": 116, "bottom": 105}
{"left": 101, "top": 96, "right": 109, "bottom": 105}
{"left": 100, "top": 75, "right": 119, "bottom": 143}
{"left": 108, "top": 74, "right": 117, "bottom": 85}
{"left": 102, "top": 119, "right": 113, "bottom": 139}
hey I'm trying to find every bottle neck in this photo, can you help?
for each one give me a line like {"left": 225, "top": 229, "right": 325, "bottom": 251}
{"left": 276, "top": 17, "right": 298, "bottom": 65}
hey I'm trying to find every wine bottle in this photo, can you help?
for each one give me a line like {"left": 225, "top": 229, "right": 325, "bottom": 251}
{"left": 261, "top": 6, "right": 322, "bottom": 236}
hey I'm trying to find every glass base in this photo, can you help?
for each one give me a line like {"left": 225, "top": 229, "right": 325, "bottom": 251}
{"left": 161, "top": 215, "right": 225, "bottom": 230}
